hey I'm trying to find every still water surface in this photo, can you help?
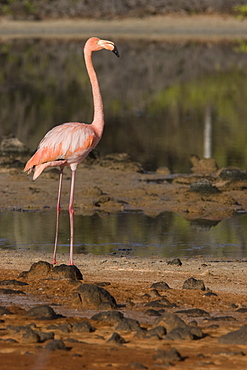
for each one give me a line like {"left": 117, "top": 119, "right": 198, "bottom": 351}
{"left": 1, "top": 211, "right": 247, "bottom": 259}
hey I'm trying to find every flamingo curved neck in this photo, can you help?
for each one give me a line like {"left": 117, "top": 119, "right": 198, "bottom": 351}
{"left": 84, "top": 47, "right": 105, "bottom": 139}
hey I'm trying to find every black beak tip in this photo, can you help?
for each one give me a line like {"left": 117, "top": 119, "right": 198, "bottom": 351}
{"left": 112, "top": 46, "right": 120, "bottom": 58}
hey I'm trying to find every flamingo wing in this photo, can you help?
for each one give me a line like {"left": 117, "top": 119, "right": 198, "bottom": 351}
{"left": 24, "top": 122, "right": 96, "bottom": 180}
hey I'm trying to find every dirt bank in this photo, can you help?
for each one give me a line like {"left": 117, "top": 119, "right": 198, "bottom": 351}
{"left": 1, "top": 252, "right": 247, "bottom": 369}
{"left": 1, "top": 15, "right": 247, "bottom": 41}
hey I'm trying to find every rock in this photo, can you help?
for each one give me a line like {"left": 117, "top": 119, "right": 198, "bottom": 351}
{"left": 50, "top": 264, "right": 83, "bottom": 280}
{"left": 204, "top": 291, "right": 218, "bottom": 297}
{"left": 156, "top": 312, "right": 188, "bottom": 332}
{"left": 145, "top": 309, "right": 162, "bottom": 317}
{"left": 146, "top": 326, "right": 166, "bottom": 339}
{"left": 19, "top": 261, "right": 52, "bottom": 279}
{"left": 145, "top": 298, "right": 175, "bottom": 308}
{"left": 0, "top": 280, "right": 28, "bottom": 286}
{"left": 21, "top": 328, "right": 40, "bottom": 343}
{"left": 190, "top": 179, "right": 220, "bottom": 195}
{"left": 154, "top": 347, "right": 183, "bottom": 364}
{"left": 91, "top": 311, "right": 124, "bottom": 324}
{"left": 0, "top": 138, "right": 29, "bottom": 153}
{"left": 74, "top": 284, "right": 117, "bottom": 310}
{"left": 219, "top": 168, "right": 247, "bottom": 181}
{"left": 218, "top": 325, "right": 247, "bottom": 345}
{"left": 37, "top": 331, "right": 54, "bottom": 343}
{"left": 0, "top": 306, "right": 12, "bottom": 316}
{"left": 155, "top": 312, "right": 203, "bottom": 340}
{"left": 209, "top": 316, "right": 237, "bottom": 322}
{"left": 72, "top": 321, "right": 95, "bottom": 333}
{"left": 151, "top": 281, "right": 170, "bottom": 290}
{"left": 115, "top": 318, "right": 141, "bottom": 332}
{"left": 128, "top": 362, "right": 148, "bottom": 369}
{"left": 45, "top": 339, "right": 68, "bottom": 351}
{"left": 176, "top": 308, "right": 210, "bottom": 317}
{"left": 182, "top": 277, "right": 206, "bottom": 291}
{"left": 165, "top": 327, "right": 194, "bottom": 341}
{"left": 26, "top": 305, "right": 58, "bottom": 320}
{"left": 20, "top": 261, "right": 83, "bottom": 281}
{"left": 0, "top": 288, "right": 25, "bottom": 295}
{"left": 106, "top": 332, "right": 127, "bottom": 344}
{"left": 46, "top": 323, "right": 72, "bottom": 333}
{"left": 167, "top": 258, "right": 182, "bottom": 266}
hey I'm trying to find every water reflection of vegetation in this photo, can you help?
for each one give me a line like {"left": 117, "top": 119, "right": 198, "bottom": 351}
{"left": 1, "top": 39, "right": 247, "bottom": 171}
{"left": 1, "top": 211, "right": 247, "bottom": 258}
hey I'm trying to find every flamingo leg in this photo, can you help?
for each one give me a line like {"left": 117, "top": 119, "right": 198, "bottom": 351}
{"left": 69, "top": 169, "right": 76, "bottom": 265}
{"left": 52, "top": 167, "right": 64, "bottom": 264}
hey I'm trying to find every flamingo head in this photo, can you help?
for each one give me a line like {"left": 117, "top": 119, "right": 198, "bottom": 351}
{"left": 85, "top": 37, "right": 120, "bottom": 57}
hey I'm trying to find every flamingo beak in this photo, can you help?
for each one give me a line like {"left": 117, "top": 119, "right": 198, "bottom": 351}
{"left": 112, "top": 45, "right": 120, "bottom": 58}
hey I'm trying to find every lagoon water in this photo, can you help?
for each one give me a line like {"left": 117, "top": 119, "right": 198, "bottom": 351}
{"left": 1, "top": 210, "right": 247, "bottom": 259}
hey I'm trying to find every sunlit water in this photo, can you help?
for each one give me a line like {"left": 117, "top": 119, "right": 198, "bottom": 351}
{"left": 1, "top": 210, "right": 247, "bottom": 259}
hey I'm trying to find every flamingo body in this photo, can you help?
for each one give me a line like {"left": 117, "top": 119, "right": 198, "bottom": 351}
{"left": 24, "top": 122, "right": 96, "bottom": 179}
{"left": 24, "top": 37, "right": 119, "bottom": 265}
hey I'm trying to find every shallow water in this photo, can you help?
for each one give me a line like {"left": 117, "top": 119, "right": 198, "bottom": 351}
{"left": 1, "top": 210, "right": 247, "bottom": 259}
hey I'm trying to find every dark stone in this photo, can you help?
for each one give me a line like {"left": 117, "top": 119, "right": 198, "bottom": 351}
{"left": 151, "top": 281, "right": 170, "bottom": 290}
{"left": 166, "top": 327, "right": 194, "bottom": 341}
{"left": 182, "top": 277, "right": 206, "bottom": 291}
{"left": 45, "top": 339, "right": 68, "bottom": 351}
{"left": 50, "top": 264, "right": 83, "bottom": 281}
{"left": 91, "top": 310, "right": 124, "bottom": 324}
{"left": 72, "top": 321, "right": 95, "bottom": 333}
{"left": 21, "top": 328, "right": 40, "bottom": 343}
{"left": 0, "top": 280, "right": 28, "bottom": 286}
{"left": 210, "top": 316, "right": 237, "bottom": 322}
{"left": 218, "top": 325, "right": 247, "bottom": 345}
{"left": 219, "top": 168, "right": 247, "bottom": 181}
{"left": 6, "top": 323, "right": 37, "bottom": 333}
{"left": 204, "top": 291, "right": 218, "bottom": 297}
{"left": 115, "top": 318, "right": 141, "bottom": 332}
{"left": 156, "top": 312, "right": 188, "bottom": 332}
{"left": 0, "top": 288, "right": 25, "bottom": 295}
{"left": 155, "top": 312, "right": 203, "bottom": 340}
{"left": 75, "top": 284, "right": 117, "bottom": 310}
{"left": 190, "top": 179, "right": 220, "bottom": 195}
{"left": 145, "top": 309, "right": 162, "bottom": 317}
{"left": 106, "top": 332, "right": 127, "bottom": 344}
{"left": 147, "top": 326, "right": 166, "bottom": 339}
{"left": 26, "top": 305, "right": 58, "bottom": 320}
{"left": 20, "top": 261, "right": 83, "bottom": 281}
{"left": 145, "top": 298, "right": 175, "bottom": 308}
{"left": 154, "top": 348, "right": 183, "bottom": 364}
{"left": 37, "top": 331, "right": 54, "bottom": 343}
{"left": 0, "top": 306, "right": 12, "bottom": 316}
{"left": 46, "top": 323, "right": 72, "bottom": 333}
{"left": 19, "top": 261, "right": 52, "bottom": 279}
{"left": 128, "top": 362, "right": 148, "bottom": 369}
{"left": 176, "top": 308, "right": 210, "bottom": 317}
{"left": 167, "top": 258, "right": 182, "bottom": 266}
{"left": 236, "top": 308, "right": 247, "bottom": 313}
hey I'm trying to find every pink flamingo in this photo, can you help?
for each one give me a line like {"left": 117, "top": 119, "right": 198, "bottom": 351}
{"left": 24, "top": 37, "right": 119, "bottom": 265}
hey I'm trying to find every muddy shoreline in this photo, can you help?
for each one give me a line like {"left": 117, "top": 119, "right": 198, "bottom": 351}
{"left": 1, "top": 15, "right": 247, "bottom": 41}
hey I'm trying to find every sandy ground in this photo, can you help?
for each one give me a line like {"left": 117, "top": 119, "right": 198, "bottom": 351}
{"left": 1, "top": 15, "right": 247, "bottom": 41}
{"left": 1, "top": 14, "right": 247, "bottom": 369}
